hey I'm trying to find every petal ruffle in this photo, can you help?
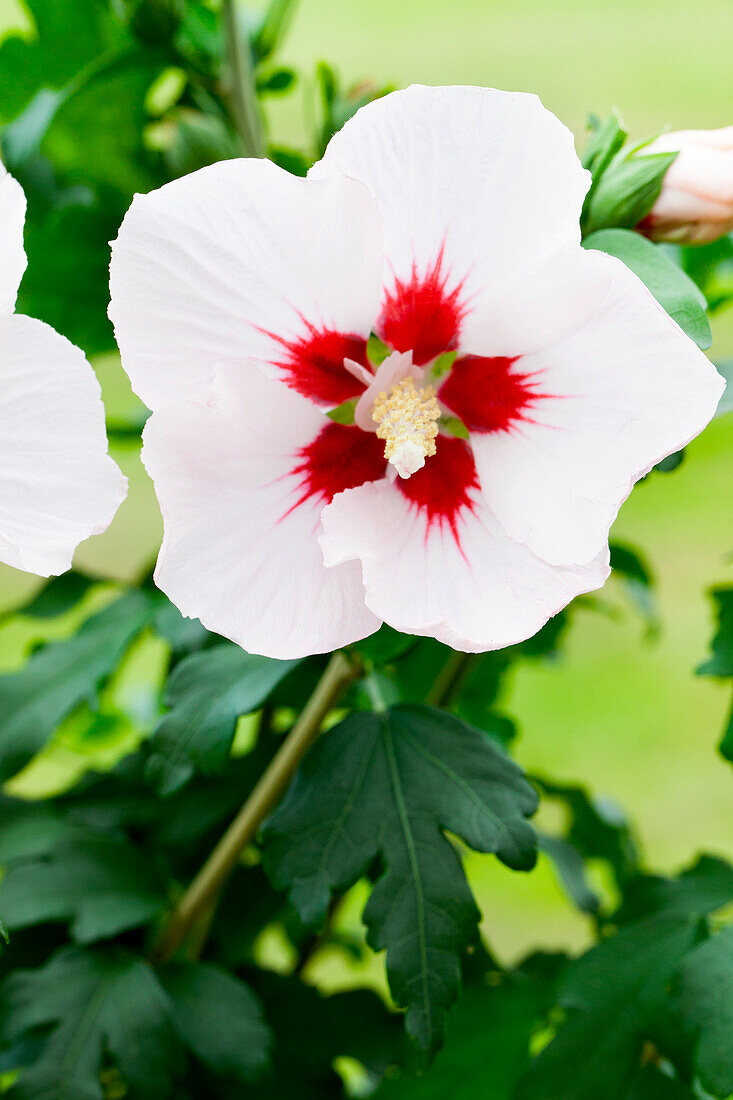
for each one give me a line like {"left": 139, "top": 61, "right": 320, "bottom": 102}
{"left": 468, "top": 255, "right": 725, "bottom": 566}
{"left": 320, "top": 459, "right": 609, "bottom": 652}
{"left": 311, "top": 85, "right": 602, "bottom": 356}
{"left": 0, "top": 314, "right": 126, "bottom": 575}
{"left": 142, "top": 365, "right": 381, "bottom": 659}
{"left": 0, "top": 163, "right": 27, "bottom": 313}
{"left": 110, "top": 158, "right": 384, "bottom": 412}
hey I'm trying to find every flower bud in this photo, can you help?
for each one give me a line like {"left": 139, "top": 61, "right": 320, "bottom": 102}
{"left": 639, "top": 126, "right": 733, "bottom": 244}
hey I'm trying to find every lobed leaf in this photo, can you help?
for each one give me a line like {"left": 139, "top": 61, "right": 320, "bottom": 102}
{"left": 0, "top": 834, "right": 166, "bottom": 942}
{"left": 263, "top": 705, "right": 538, "bottom": 1053}
{"left": 0, "top": 946, "right": 183, "bottom": 1099}
{"left": 145, "top": 643, "right": 298, "bottom": 795}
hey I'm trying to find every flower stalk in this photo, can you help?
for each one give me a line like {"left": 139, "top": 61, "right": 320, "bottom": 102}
{"left": 223, "top": 0, "right": 265, "bottom": 157}
{"left": 150, "top": 650, "right": 362, "bottom": 964}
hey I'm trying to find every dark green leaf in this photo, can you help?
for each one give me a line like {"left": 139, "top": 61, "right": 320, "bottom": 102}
{"left": 0, "top": 0, "right": 117, "bottom": 121}
{"left": 583, "top": 229, "right": 711, "bottom": 348}
{"left": 698, "top": 588, "right": 733, "bottom": 678}
{"left": 162, "top": 962, "right": 271, "bottom": 1081}
{"left": 0, "top": 591, "right": 153, "bottom": 782}
{"left": 0, "top": 797, "right": 84, "bottom": 863}
{"left": 145, "top": 643, "right": 298, "bottom": 795}
{"left": 614, "top": 857, "right": 733, "bottom": 924}
{"left": 256, "top": 66, "right": 296, "bottom": 94}
{"left": 626, "top": 1067, "right": 697, "bottom": 1099}
{"left": 247, "top": 972, "right": 403, "bottom": 1096}
{"left": 539, "top": 834, "right": 600, "bottom": 914}
{"left": 263, "top": 705, "right": 538, "bottom": 1053}
{"left": 0, "top": 834, "right": 166, "bottom": 942}
{"left": 719, "top": 695, "right": 733, "bottom": 763}
{"left": 3, "top": 570, "right": 93, "bottom": 621}
{"left": 374, "top": 968, "right": 559, "bottom": 1099}
{"left": 158, "top": 106, "right": 240, "bottom": 178}
{"left": 517, "top": 859, "right": 733, "bottom": 1100}
{"left": 18, "top": 194, "right": 129, "bottom": 355}
{"left": 668, "top": 924, "right": 733, "bottom": 1098}
{"left": 128, "top": 0, "right": 184, "bottom": 45}
{"left": 268, "top": 144, "right": 310, "bottom": 176}
{"left": 653, "top": 449, "right": 685, "bottom": 474}
{"left": 355, "top": 624, "right": 418, "bottom": 664}
{"left": 536, "top": 778, "right": 641, "bottom": 890}
{"left": 152, "top": 597, "right": 211, "bottom": 656}
{"left": 0, "top": 946, "right": 182, "bottom": 1099}
{"left": 517, "top": 920, "right": 704, "bottom": 1100}
{"left": 582, "top": 151, "right": 677, "bottom": 236}
{"left": 609, "top": 542, "right": 659, "bottom": 631}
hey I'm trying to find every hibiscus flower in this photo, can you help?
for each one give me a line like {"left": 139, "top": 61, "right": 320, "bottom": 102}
{"left": 1, "top": 163, "right": 125, "bottom": 575}
{"left": 109, "top": 86, "right": 723, "bottom": 658}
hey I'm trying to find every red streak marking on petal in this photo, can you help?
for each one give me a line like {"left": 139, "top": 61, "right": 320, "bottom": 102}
{"left": 378, "top": 248, "right": 466, "bottom": 366}
{"left": 397, "top": 435, "right": 478, "bottom": 547}
{"left": 267, "top": 322, "right": 371, "bottom": 405}
{"left": 440, "top": 355, "right": 538, "bottom": 433}
{"left": 290, "top": 421, "right": 386, "bottom": 511}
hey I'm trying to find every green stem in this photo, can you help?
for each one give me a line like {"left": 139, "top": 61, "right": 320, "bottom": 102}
{"left": 223, "top": 0, "right": 265, "bottom": 157}
{"left": 150, "top": 651, "right": 361, "bottom": 964}
{"left": 426, "top": 651, "right": 476, "bottom": 708}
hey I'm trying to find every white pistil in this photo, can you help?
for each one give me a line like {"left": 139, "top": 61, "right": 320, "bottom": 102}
{"left": 372, "top": 378, "right": 441, "bottom": 479}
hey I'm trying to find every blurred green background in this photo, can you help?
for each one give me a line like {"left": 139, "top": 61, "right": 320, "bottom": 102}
{"left": 0, "top": 0, "right": 730, "bottom": 976}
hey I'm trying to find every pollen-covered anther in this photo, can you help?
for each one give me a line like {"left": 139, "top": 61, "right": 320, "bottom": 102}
{"left": 372, "top": 378, "right": 441, "bottom": 479}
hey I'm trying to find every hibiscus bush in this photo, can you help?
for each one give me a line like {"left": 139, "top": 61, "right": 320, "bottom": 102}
{"left": 0, "top": 0, "right": 731, "bottom": 1097}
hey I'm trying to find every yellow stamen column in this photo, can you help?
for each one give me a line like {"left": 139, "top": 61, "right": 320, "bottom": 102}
{"left": 372, "top": 378, "right": 441, "bottom": 479}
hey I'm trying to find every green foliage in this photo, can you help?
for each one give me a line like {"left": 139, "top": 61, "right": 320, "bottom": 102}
{"left": 0, "top": 591, "right": 154, "bottom": 782}
{"left": 581, "top": 109, "right": 628, "bottom": 177}
{"left": 668, "top": 924, "right": 733, "bottom": 1097}
{"left": 0, "top": 946, "right": 183, "bottom": 1099}
{"left": 0, "top": 832, "right": 166, "bottom": 942}
{"left": 263, "top": 705, "right": 538, "bottom": 1053}
{"left": 583, "top": 229, "right": 712, "bottom": 348}
{"left": 0, "top": 2, "right": 728, "bottom": 1094}
{"left": 518, "top": 858, "right": 733, "bottom": 1100}
{"left": 375, "top": 957, "right": 563, "bottom": 1099}
{"left": 161, "top": 962, "right": 271, "bottom": 1081}
{"left": 698, "top": 587, "right": 733, "bottom": 762}
{"left": 581, "top": 146, "right": 677, "bottom": 237}
{"left": 145, "top": 644, "right": 298, "bottom": 795}
{"left": 699, "top": 588, "right": 733, "bottom": 678}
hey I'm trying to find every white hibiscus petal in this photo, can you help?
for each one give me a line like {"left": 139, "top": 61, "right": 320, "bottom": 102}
{"left": 0, "top": 163, "right": 27, "bottom": 313}
{"left": 109, "top": 158, "right": 384, "bottom": 412}
{"left": 311, "top": 84, "right": 598, "bottom": 355}
{"left": 0, "top": 314, "right": 126, "bottom": 575}
{"left": 142, "top": 365, "right": 381, "bottom": 660}
{"left": 469, "top": 256, "right": 725, "bottom": 566}
{"left": 320, "top": 479, "right": 608, "bottom": 652}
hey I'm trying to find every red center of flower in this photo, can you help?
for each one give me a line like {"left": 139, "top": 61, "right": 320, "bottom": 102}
{"left": 291, "top": 421, "right": 386, "bottom": 506}
{"left": 439, "top": 355, "right": 536, "bottom": 433}
{"left": 270, "top": 323, "right": 370, "bottom": 406}
{"left": 278, "top": 250, "right": 540, "bottom": 545}
{"left": 377, "top": 249, "right": 465, "bottom": 366}
{"left": 397, "top": 435, "right": 478, "bottom": 540}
